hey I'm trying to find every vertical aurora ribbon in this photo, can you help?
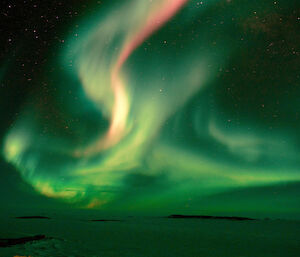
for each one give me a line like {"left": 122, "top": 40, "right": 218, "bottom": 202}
{"left": 80, "top": 0, "right": 189, "bottom": 155}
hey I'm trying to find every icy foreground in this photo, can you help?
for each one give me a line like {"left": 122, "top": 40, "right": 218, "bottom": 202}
{"left": 0, "top": 214, "right": 300, "bottom": 257}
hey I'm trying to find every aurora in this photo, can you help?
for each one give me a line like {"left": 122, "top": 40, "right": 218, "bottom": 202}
{"left": 2, "top": 0, "right": 300, "bottom": 215}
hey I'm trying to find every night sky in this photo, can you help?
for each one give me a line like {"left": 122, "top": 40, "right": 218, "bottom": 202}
{"left": 1, "top": 0, "right": 300, "bottom": 218}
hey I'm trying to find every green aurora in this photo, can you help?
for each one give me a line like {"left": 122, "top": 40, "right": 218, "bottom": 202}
{"left": 2, "top": 0, "right": 300, "bottom": 216}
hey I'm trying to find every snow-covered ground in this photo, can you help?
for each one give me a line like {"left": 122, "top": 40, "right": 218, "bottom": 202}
{"left": 1, "top": 214, "right": 300, "bottom": 257}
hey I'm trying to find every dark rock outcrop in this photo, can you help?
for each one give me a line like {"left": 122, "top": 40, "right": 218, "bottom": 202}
{"left": 0, "top": 235, "right": 46, "bottom": 248}
{"left": 15, "top": 216, "right": 50, "bottom": 219}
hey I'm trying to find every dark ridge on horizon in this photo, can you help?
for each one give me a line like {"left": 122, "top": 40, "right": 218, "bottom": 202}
{"left": 167, "top": 214, "right": 257, "bottom": 221}
{"left": 0, "top": 235, "right": 46, "bottom": 248}
{"left": 15, "top": 216, "right": 51, "bottom": 219}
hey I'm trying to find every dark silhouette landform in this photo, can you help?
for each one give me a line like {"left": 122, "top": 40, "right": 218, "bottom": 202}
{"left": 0, "top": 235, "right": 46, "bottom": 248}
{"left": 167, "top": 214, "right": 257, "bottom": 221}
{"left": 15, "top": 216, "right": 51, "bottom": 219}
